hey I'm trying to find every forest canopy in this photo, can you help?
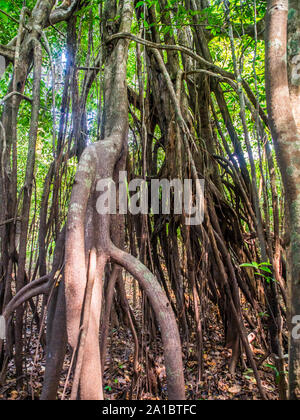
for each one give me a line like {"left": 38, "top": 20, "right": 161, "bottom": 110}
{"left": 0, "top": 0, "right": 299, "bottom": 401}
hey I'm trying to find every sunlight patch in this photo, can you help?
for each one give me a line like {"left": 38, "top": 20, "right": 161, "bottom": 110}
{"left": 0, "top": 55, "right": 5, "bottom": 79}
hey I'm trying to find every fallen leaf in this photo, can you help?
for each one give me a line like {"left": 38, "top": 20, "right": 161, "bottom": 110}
{"left": 228, "top": 385, "right": 242, "bottom": 394}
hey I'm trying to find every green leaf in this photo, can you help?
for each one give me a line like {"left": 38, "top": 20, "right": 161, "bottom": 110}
{"left": 240, "top": 262, "right": 258, "bottom": 269}
{"left": 259, "top": 267, "right": 272, "bottom": 274}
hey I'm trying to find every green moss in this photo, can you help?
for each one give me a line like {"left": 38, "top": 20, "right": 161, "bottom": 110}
{"left": 288, "top": 8, "right": 297, "bottom": 20}
{"left": 290, "top": 198, "right": 300, "bottom": 220}
{"left": 289, "top": 39, "right": 300, "bottom": 56}
{"left": 85, "top": 178, "right": 92, "bottom": 189}
{"left": 287, "top": 166, "right": 295, "bottom": 177}
{"left": 290, "top": 197, "right": 300, "bottom": 277}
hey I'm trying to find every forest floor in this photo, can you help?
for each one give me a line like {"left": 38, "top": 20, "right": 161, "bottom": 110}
{"left": 0, "top": 278, "right": 280, "bottom": 401}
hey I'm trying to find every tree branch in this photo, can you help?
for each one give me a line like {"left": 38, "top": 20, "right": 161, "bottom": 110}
{"left": 0, "top": 44, "right": 15, "bottom": 63}
{"left": 49, "top": 0, "right": 81, "bottom": 25}
{"left": 108, "top": 32, "right": 269, "bottom": 126}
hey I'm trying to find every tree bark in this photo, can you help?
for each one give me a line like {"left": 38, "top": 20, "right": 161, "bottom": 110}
{"left": 64, "top": 0, "right": 185, "bottom": 400}
{"left": 266, "top": 0, "right": 300, "bottom": 399}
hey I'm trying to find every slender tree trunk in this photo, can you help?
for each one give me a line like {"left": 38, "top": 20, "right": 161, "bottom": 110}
{"left": 266, "top": 0, "right": 300, "bottom": 399}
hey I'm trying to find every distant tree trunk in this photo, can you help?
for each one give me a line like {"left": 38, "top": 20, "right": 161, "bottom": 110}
{"left": 266, "top": 0, "right": 300, "bottom": 400}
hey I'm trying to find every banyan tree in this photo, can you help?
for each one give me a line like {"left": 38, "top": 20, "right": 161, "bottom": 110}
{"left": 0, "top": 0, "right": 299, "bottom": 400}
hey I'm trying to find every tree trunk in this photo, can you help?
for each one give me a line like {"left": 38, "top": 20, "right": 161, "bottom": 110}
{"left": 266, "top": 0, "right": 300, "bottom": 399}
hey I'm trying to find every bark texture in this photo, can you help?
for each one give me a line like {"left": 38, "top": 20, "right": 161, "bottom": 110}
{"left": 266, "top": 0, "right": 300, "bottom": 399}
